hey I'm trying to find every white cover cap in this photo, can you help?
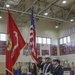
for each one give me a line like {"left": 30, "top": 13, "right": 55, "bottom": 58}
{"left": 53, "top": 57, "right": 59, "bottom": 61}
{"left": 38, "top": 55, "right": 43, "bottom": 58}
{"left": 45, "top": 55, "right": 50, "bottom": 59}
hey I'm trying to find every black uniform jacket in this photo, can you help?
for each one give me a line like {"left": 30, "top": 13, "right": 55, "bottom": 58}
{"left": 52, "top": 65, "right": 64, "bottom": 75}
{"left": 37, "top": 62, "right": 44, "bottom": 71}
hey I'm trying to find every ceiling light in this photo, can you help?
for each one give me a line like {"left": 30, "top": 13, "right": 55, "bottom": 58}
{"left": 0, "top": 16, "right": 2, "bottom": 19}
{"left": 70, "top": 19, "right": 74, "bottom": 22}
{"left": 62, "top": 0, "right": 67, "bottom": 4}
{"left": 44, "top": 13, "right": 48, "bottom": 15}
{"left": 6, "top": 4, "right": 10, "bottom": 8}
{"left": 55, "top": 26, "right": 59, "bottom": 28}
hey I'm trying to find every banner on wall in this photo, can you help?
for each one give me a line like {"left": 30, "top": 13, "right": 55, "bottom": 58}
{"left": 40, "top": 44, "right": 50, "bottom": 55}
{"left": 59, "top": 41, "right": 75, "bottom": 55}
{"left": 23, "top": 43, "right": 40, "bottom": 56}
{"left": 50, "top": 44, "right": 57, "bottom": 56}
{"left": 42, "top": 50, "right": 49, "bottom": 55}
{"left": 0, "top": 41, "right": 6, "bottom": 55}
{"left": 37, "top": 44, "right": 40, "bottom": 55}
{"left": 64, "top": 25, "right": 75, "bottom": 36}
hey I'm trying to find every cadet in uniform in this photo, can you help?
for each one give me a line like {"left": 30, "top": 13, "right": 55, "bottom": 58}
{"left": 37, "top": 56, "right": 44, "bottom": 75}
{"left": 52, "top": 58, "right": 64, "bottom": 75}
{"left": 43, "top": 55, "right": 52, "bottom": 75}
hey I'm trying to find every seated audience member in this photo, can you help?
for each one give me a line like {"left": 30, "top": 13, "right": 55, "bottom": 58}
{"left": 64, "top": 59, "right": 70, "bottom": 68}
{"left": 17, "top": 62, "right": 21, "bottom": 75}
{"left": 21, "top": 63, "right": 28, "bottom": 75}
{"left": 71, "top": 62, "right": 75, "bottom": 75}
{"left": 31, "top": 61, "right": 37, "bottom": 75}
{"left": 13, "top": 63, "right": 18, "bottom": 75}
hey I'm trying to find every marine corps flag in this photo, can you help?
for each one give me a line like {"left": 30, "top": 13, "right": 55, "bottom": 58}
{"left": 6, "top": 10, "right": 26, "bottom": 75}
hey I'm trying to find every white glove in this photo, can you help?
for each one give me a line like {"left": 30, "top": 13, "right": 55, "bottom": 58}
{"left": 27, "top": 72, "right": 31, "bottom": 74}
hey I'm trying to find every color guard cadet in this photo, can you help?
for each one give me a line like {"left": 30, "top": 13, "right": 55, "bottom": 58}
{"left": 52, "top": 58, "right": 64, "bottom": 75}
{"left": 43, "top": 55, "right": 52, "bottom": 75}
{"left": 37, "top": 56, "right": 44, "bottom": 75}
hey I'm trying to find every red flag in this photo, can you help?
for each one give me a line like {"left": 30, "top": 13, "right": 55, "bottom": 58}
{"left": 6, "top": 10, "right": 26, "bottom": 75}
{"left": 29, "top": 10, "right": 38, "bottom": 62}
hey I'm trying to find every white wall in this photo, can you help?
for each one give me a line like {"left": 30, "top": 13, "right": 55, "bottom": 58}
{"left": 58, "top": 21, "right": 75, "bottom": 65}
{"left": 0, "top": 18, "right": 58, "bottom": 61}
{"left": 0, "top": 13, "right": 59, "bottom": 74}
{"left": 22, "top": 19, "right": 58, "bottom": 44}
{"left": 0, "top": 12, "right": 75, "bottom": 73}
{"left": 1, "top": 12, "right": 75, "bottom": 73}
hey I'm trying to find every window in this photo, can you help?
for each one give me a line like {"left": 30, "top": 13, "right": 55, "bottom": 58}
{"left": 36, "top": 37, "right": 38, "bottom": 43}
{"left": 60, "top": 38, "right": 63, "bottom": 44}
{"left": 43, "top": 38, "right": 46, "bottom": 44}
{"left": 63, "top": 37, "right": 67, "bottom": 43}
{"left": 0, "top": 34, "right": 7, "bottom": 41}
{"left": 67, "top": 36, "right": 70, "bottom": 43}
{"left": 59, "top": 36, "right": 71, "bottom": 44}
{"left": 37, "top": 37, "right": 42, "bottom": 44}
{"left": 47, "top": 38, "right": 51, "bottom": 44}
{"left": 36, "top": 37, "right": 51, "bottom": 44}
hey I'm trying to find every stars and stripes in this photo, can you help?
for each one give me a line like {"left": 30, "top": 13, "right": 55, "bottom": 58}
{"left": 29, "top": 9, "right": 38, "bottom": 62}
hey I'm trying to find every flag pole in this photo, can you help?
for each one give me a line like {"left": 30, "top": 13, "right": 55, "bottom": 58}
{"left": 26, "top": 7, "right": 39, "bottom": 74}
{"left": 27, "top": 43, "right": 39, "bottom": 74}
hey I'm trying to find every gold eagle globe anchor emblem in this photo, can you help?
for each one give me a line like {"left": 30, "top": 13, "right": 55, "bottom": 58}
{"left": 7, "top": 35, "right": 12, "bottom": 51}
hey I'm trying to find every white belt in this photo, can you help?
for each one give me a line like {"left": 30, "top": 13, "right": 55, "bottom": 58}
{"left": 27, "top": 72, "right": 31, "bottom": 75}
{"left": 44, "top": 72, "right": 49, "bottom": 75}
{"left": 44, "top": 72, "right": 52, "bottom": 75}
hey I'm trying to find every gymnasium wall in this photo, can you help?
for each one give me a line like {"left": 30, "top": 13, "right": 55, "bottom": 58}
{"left": 58, "top": 21, "right": 75, "bottom": 65}
{"left": 0, "top": 14, "right": 58, "bottom": 74}
{"left": 1, "top": 13, "right": 75, "bottom": 74}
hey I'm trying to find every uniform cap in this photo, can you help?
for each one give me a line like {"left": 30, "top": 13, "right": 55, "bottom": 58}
{"left": 53, "top": 57, "right": 60, "bottom": 61}
{"left": 38, "top": 56, "right": 43, "bottom": 59}
{"left": 45, "top": 55, "right": 50, "bottom": 59}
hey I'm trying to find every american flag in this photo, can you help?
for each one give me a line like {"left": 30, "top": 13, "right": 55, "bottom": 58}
{"left": 29, "top": 10, "right": 38, "bottom": 62}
